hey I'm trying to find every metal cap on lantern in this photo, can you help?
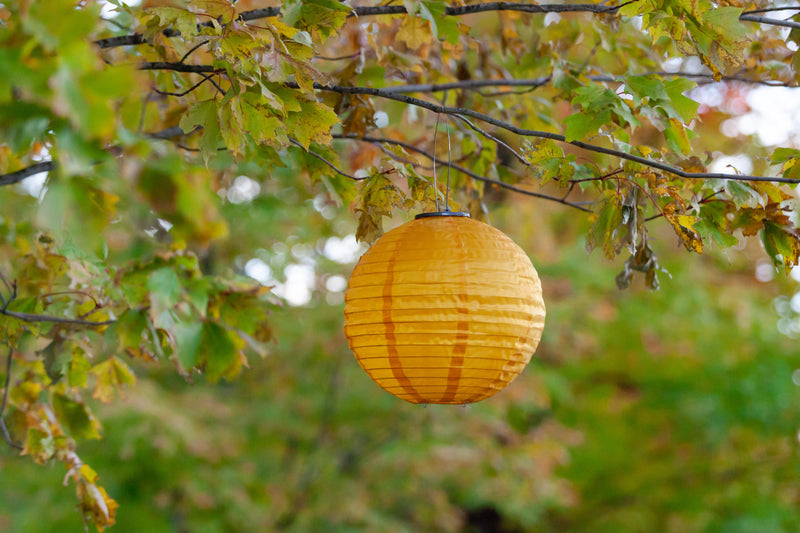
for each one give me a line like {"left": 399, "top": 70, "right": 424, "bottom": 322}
{"left": 343, "top": 113, "right": 546, "bottom": 404}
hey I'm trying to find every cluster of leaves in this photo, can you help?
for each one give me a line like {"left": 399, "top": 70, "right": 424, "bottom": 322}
{"left": 0, "top": 236, "right": 273, "bottom": 528}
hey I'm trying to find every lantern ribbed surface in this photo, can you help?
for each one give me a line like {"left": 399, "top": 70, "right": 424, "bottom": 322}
{"left": 344, "top": 214, "right": 545, "bottom": 405}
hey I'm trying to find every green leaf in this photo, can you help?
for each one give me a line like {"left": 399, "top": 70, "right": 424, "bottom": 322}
{"left": 144, "top": 7, "right": 199, "bottom": 40}
{"left": 664, "top": 118, "right": 691, "bottom": 154}
{"left": 115, "top": 309, "right": 149, "bottom": 359}
{"left": 179, "top": 100, "right": 222, "bottom": 161}
{"left": 147, "top": 267, "right": 182, "bottom": 317}
{"left": 67, "top": 349, "right": 91, "bottom": 388}
{"left": 284, "top": 101, "right": 339, "bottom": 149}
{"left": 422, "top": 0, "right": 460, "bottom": 44}
{"left": 572, "top": 85, "right": 617, "bottom": 111}
{"left": 761, "top": 221, "right": 800, "bottom": 271}
{"left": 564, "top": 110, "right": 611, "bottom": 142}
{"left": 52, "top": 393, "right": 101, "bottom": 441}
{"left": 218, "top": 99, "right": 245, "bottom": 156}
{"left": 770, "top": 148, "right": 800, "bottom": 182}
{"left": 24, "top": 0, "right": 97, "bottom": 50}
{"left": 23, "top": 428, "right": 54, "bottom": 464}
{"left": 664, "top": 79, "right": 699, "bottom": 123}
{"left": 201, "top": 323, "right": 241, "bottom": 382}
{"left": 626, "top": 76, "right": 668, "bottom": 106}
{"left": 175, "top": 322, "right": 203, "bottom": 371}
{"left": 770, "top": 148, "right": 800, "bottom": 165}
{"left": 587, "top": 191, "right": 624, "bottom": 259}
{"left": 702, "top": 7, "right": 747, "bottom": 42}
{"left": 694, "top": 201, "right": 738, "bottom": 248}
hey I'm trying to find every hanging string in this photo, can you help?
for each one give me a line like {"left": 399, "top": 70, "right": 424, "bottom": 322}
{"left": 431, "top": 90, "right": 453, "bottom": 213}
{"left": 444, "top": 115, "right": 452, "bottom": 212}
{"left": 432, "top": 112, "right": 441, "bottom": 212}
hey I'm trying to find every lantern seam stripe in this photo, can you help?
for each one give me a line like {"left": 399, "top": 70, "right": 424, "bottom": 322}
{"left": 344, "top": 323, "right": 542, "bottom": 332}
{"left": 346, "top": 344, "right": 537, "bottom": 352}
{"left": 361, "top": 366, "right": 525, "bottom": 371}
{"left": 440, "top": 227, "right": 469, "bottom": 404}
{"left": 345, "top": 295, "right": 540, "bottom": 304}
{"left": 354, "top": 355, "right": 528, "bottom": 362}
{"left": 345, "top": 312, "right": 543, "bottom": 319}
{"left": 378, "top": 383, "right": 515, "bottom": 389}
{"left": 342, "top": 268, "right": 535, "bottom": 280}
{"left": 381, "top": 225, "right": 426, "bottom": 404}
{"left": 378, "top": 384, "right": 514, "bottom": 391}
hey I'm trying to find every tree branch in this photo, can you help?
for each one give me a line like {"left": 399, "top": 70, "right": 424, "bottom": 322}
{"left": 739, "top": 14, "right": 800, "bottom": 30}
{"left": 355, "top": 2, "right": 621, "bottom": 16}
{"left": 95, "top": 4, "right": 799, "bottom": 51}
{"left": 95, "top": 7, "right": 283, "bottom": 49}
{"left": 383, "top": 72, "right": 797, "bottom": 94}
{"left": 383, "top": 77, "right": 552, "bottom": 93}
{"left": 148, "top": 125, "right": 193, "bottom": 139}
{"left": 0, "top": 274, "right": 115, "bottom": 327}
{"left": 0, "top": 308, "right": 116, "bottom": 327}
{"left": 743, "top": 7, "right": 800, "bottom": 15}
{"left": 335, "top": 134, "right": 592, "bottom": 212}
{"left": 0, "top": 161, "right": 56, "bottom": 187}
{"left": 302, "top": 82, "right": 800, "bottom": 185}
{"left": 139, "top": 62, "right": 219, "bottom": 73}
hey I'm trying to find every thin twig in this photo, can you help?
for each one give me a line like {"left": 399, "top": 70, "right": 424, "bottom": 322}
{"left": 41, "top": 290, "right": 101, "bottom": 308}
{"left": 336, "top": 134, "right": 592, "bottom": 212}
{"left": 198, "top": 73, "right": 225, "bottom": 95}
{"left": 0, "top": 346, "right": 22, "bottom": 451}
{"left": 453, "top": 114, "right": 529, "bottom": 166}
{"left": 0, "top": 272, "right": 12, "bottom": 296}
{"left": 288, "top": 138, "right": 362, "bottom": 181}
{"left": 153, "top": 75, "right": 216, "bottom": 97}
{"left": 375, "top": 143, "right": 433, "bottom": 169}
{"left": 300, "top": 82, "right": 800, "bottom": 185}
{"left": 178, "top": 40, "right": 210, "bottom": 64}
{"left": 101, "top": 17, "right": 131, "bottom": 32}
{"left": 314, "top": 52, "right": 360, "bottom": 61}
{"left": 477, "top": 86, "right": 540, "bottom": 98}
{"left": 570, "top": 168, "right": 625, "bottom": 183}
{"left": 1, "top": 347, "right": 13, "bottom": 418}
{"left": 383, "top": 72, "right": 796, "bottom": 94}
{"left": 644, "top": 189, "right": 723, "bottom": 222}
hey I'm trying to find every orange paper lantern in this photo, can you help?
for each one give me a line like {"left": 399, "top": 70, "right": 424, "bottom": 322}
{"left": 344, "top": 212, "right": 546, "bottom": 404}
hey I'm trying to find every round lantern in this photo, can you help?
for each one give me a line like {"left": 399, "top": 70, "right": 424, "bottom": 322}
{"left": 343, "top": 212, "right": 545, "bottom": 404}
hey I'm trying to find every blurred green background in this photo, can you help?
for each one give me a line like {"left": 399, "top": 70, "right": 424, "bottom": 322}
{"left": 2, "top": 198, "right": 798, "bottom": 533}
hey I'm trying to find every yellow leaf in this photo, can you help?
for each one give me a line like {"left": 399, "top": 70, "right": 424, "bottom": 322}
{"left": 90, "top": 357, "right": 137, "bottom": 404}
{"left": 397, "top": 16, "right": 433, "bottom": 50}
{"left": 667, "top": 214, "right": 703, "bottom": 253}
